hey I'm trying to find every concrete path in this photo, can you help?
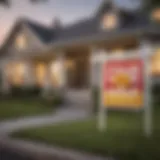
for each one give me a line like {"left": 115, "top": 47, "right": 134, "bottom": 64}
{"left": 0, "top": 106, "right": 113, "bottom": 160}
{"left": 0, "top": 107, "right": 89, "bottom": 137}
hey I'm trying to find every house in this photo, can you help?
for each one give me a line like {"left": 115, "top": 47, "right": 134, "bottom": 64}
{"left": 0, "top": 0, "right": 160, "bottom": 105}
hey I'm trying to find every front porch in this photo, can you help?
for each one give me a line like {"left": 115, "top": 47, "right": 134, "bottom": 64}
{"left": 1, "top": 35, "right": 160, "bottom": 107}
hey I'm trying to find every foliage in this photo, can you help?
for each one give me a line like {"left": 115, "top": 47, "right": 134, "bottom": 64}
{"left": 41, "top": 88, "right": 64, "bottom": 108}
{"left": 9, "top": 86, "right": 41, "bottom": 98}
{"left": 152, "top": 83, "right": 160, "bottom": 106}
{"left": 0, "top": 98, "right": 53, "bottom": 121}
{"left": 0, "top": 0, "right": 48, "bottom": 7}
{"left": 91, "top": 87, "right": 100, "bottom": 114}
{"left": 141, "top": 0, "right": 160, "bottom": 11}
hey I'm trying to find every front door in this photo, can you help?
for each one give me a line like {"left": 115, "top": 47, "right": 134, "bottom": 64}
{"left": 67, "top": 53, "right": 89, "bottom": 89}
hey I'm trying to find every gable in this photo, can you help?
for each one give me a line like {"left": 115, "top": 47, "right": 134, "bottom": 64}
{"left": 25, "top": 20, "right": 54, "bottom": 43}
{"left": 1, "top": 20, "right": 45, "bottom": 57}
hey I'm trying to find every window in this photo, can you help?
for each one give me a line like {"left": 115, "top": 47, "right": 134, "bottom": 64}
{"left": 151, "top": 8, "right": 160, "bottom": 22}
{"left": 15, "top": 34, "right": 27, "bottom": 50}
{"left": 50, "top": 61, "right": 65, "bottom": 87}
{"left": 101, "top": 12, "right": 118, "bottom": 30}
{"left": 6, "top": 63, "right": 26, "bottom": 86}
{"left": 151, "top": 48, "right": 160, "bottom": 75}
{"left": 35, "top": 63, "right": 46, "bottom": 86}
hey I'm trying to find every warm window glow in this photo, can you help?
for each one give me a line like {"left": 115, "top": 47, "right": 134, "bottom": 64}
{"left": 6, "top": 63, "right": 26, "bottom": 86}
{"left": 35, "top": 63, "right": 46, "bottom": 86}
{"left": 65, "top": 59, "right": 75, "bottom": 69}
{"left": 50, "top": 61, "right": 65, "bottom": 87}
{"left": 151, "top": 49, "right": 160, "bottom": 75}
{"left": 101, "top": 13, "right": 118, "bottom": 30}
{"left": 15, "top": 34, "right": 26, "bottom": 50}
{"left": 151, "top": 8, "right": 160, "bottom": 22}
{"left": 112, "top": 48, "right": 124, "bottom": 55}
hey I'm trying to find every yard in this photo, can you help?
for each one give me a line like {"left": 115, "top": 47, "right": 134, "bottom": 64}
{"left": 13, "top": 107, "right": 160, "bottom": 160}
{"left": 0, "top": 98, "right": 54, "bottom": 121}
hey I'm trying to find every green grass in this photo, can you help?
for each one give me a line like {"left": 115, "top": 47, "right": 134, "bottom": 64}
{"left": 13, "top": 107, "right": 160, "bottom": 160}
{"left": 0, "top": 98, "right": 54, "bottom": 121}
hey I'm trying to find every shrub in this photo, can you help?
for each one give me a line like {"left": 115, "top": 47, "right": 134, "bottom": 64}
{"left": 10, "top": 86, "right": 41, "bottom": 98}
{"left": 91, "top": 87, "right": 100, "bottom": 114}
{"left": 42, "top": 88, "right": 64, "bottom": 108}
{"left": 152, "top": 83, "right": 160, "bottom": 107}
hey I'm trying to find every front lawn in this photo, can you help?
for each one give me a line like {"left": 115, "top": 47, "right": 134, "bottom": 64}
{"left": 0, "top": 98, "right": 54, "bottom": 121}
{"left": 13, "top": 107, "right": 160, "bottom": 160}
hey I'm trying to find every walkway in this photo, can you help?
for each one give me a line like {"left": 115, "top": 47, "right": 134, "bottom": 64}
{"left": 0, "top": 107, "right": 89, "bottom": 137}
{"left": 0, "top": 106, "right": 112, "bottom": 160}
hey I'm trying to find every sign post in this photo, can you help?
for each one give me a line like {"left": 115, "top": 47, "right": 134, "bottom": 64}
{"left": 144, "top": 53, "right": 152, "bottom": 137}
{"left": 98, "top": 61, "right": 106, "bottom": 132}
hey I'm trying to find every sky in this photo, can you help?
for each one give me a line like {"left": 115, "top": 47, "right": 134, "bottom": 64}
{"left": 0, "top": 0, "right": 141, "bottom": 45}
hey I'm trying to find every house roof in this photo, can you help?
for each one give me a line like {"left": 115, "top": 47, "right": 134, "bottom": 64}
{"left": 53, "top": 11, "right": 152, "bottom": 43}
{"left": 1, "top": 0, "right": 160, "bottom": 54}
{"left": 24, "top": 3, "right": 159, "bottom": 46}
{"left": 24, "top": 19, "right": 54, "bottom": 43}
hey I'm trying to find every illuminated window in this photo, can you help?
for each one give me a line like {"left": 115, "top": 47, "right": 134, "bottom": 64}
{"left": 15, "top": 34, "right": 27, "bottom": 50}
{"left": 151, "top": 8, "right": 160, "bottom": 22}
{"left": 6, "top": 63, "right": 26, "bottom": 86}
{"left": 112, "top": 48, "right": 124, "bottom": 55}
{"left": 50, "top": 61, "right": 65, "bottom": 87}
{"left": 35, "top": 63, "right": 46, "bottom": 86}
{"left": 151, "top": 49, "right": 160, "bottom": 75}
{"left": 65, "top": 59, "right": 75, "bottom": 70}
{"left": 101, "top": 13, "right": 118, "bottom": 30}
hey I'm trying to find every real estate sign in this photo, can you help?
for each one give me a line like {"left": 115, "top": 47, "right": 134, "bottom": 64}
{"left": 98, "top": 53, "right": 152, "bottom": 137}
{"left": 102, "top": 59, "right": 144, "bottom": 109}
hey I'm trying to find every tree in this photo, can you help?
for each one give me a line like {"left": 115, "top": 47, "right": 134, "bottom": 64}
{"left": 143, "top": 0, "right": 160, "bottom": 10}
{"left": 0, "top": 0, "right": 9, "bottom": 7}
{"left": 0, "top": 0, "right": 48, "bottom": 7}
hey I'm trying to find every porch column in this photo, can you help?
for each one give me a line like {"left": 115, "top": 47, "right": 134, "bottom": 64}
{"left": 24, "top": 61, "right": 35, "bottom": 87}
{"left": 56, "top": 52, "right": 67, "bottom": 89}
{"left": 41, "top": 63, "right": 52, "bottom": 97}
{"left": 41, "top": 51, "right": 67, "bottom": 97}
{"left": 51, "top": 52, "right": 67, "bottom": 96}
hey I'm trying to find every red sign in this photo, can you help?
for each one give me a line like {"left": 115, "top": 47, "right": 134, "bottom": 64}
{"left": 103, "top": 59, "right": 144, "bottom": 109}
